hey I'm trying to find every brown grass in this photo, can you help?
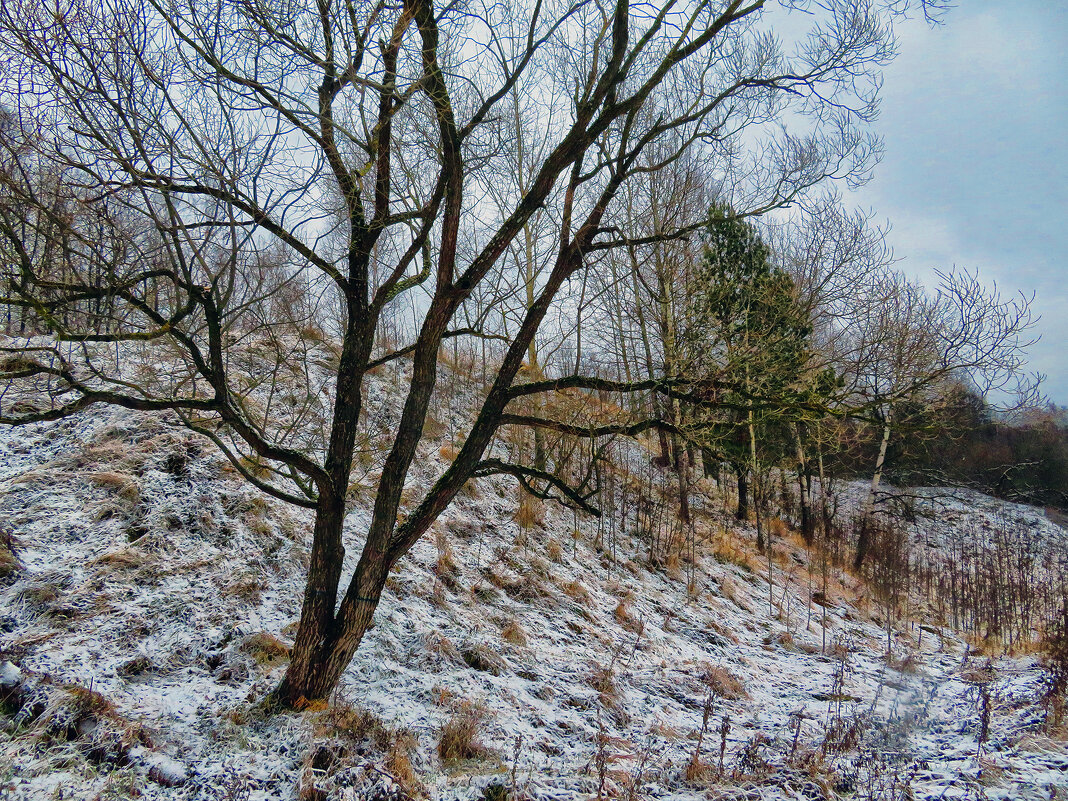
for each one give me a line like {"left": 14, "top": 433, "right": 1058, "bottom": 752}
{"left": 545, "top": 538, "right": 564, "bottom": 562}
{"left": 240, "top": 632, "right": 291, "bottom": 667}
{"left": 0, "top": 528, "right": 19, "bottom": 578}
{"left": 613, "top": 597, "right": 643, "bottom": 634}
{"left": 701, "top": 665, "right": 748, "bottom": 700}
{"left": 316, "top": 702, "right": 391, "bottom": 748}
{"left": 709, "top": 527, "right": 764, "bottom": 574}
{"left": 501, "top": 618, "right": 527, "bottom": 646}
{"left": 433, "top": 530, "right": 459, "bottom": 588}
{"left": 563, "top": 579, "right": 591, "bottom": 606}
{"left": 461, "top": 642, "right": 507, "bottom": 676}
{"left": 223, "top": 576, "right": 266, "bottom": 604}
{"left": 437, "top": 703, "right": 492, "bottom": 764}
{"left": 515, "top": 490, "right": 544, "bottom": 530}
{"left": 89, "top": 471, "right": 140, "bottom": 504}
{"left": 385, "top": 731, "right": 422, "bottom": 796}
{"left": 587, "top": 662, "right": 620, "bottom": 708}
{"left": 424, "top": 632, "right": 464, "bottom": 666}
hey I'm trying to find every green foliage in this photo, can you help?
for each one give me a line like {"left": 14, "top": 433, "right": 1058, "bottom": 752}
{"left": 681, "top": 206, "right": 826, "bottom": 467}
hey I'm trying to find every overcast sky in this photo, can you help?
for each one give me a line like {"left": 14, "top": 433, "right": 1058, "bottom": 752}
{"left": 844, "top": 1, "right": 1068, "bottom": 404}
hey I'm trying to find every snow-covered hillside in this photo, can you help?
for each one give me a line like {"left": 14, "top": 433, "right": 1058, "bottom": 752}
{"left": 1, "top": 392, "right": 1066, "bottom": 800}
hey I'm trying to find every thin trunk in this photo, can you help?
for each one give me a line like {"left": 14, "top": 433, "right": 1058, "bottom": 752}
{"left": 748, "top": 407, "right": 764, "bottom": 553}
{"left": 630, "top": 251, "right": 670, "bottom": 464}
{"left": 701, "top": 446, "right": 716, "bottom": 479}
{"left": 793, "top": 424, "right": 813, "bottom": 544}
{"left": 855, "top": 407, "right": 892, "bottom": 570}
{"left": 735, "top": 463, "right": 749, "bottom": 521}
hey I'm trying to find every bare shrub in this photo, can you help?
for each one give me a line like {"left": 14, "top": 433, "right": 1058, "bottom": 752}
{"left": 1042, "top": 603, "right": 1068, "bottom": 733}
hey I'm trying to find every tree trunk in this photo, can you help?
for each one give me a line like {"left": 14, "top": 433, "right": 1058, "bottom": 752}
{"left": 855, "top": 408, "right": 893, "bottom": 570}
{"left": 701, "top": 446, "right": 716, "bottom": 479}
{"left": 676, "top": 435, "right": 691, "bottom": 525}
{"left": 735, "top": 463, "right": 749, "bottom": 521}
{"left": 793, "top": 425, "right": 814, "bottom": 545}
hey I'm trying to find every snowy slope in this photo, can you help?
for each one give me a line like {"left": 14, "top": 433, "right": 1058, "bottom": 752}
{"left": 0, "top": 391, "right": 1065, "bottom": 800}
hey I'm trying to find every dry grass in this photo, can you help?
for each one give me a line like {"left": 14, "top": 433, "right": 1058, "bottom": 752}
{"left": 438, "top": 703, "right": 492, "bottom": 764}
{"left": 424, "top": 632, "right": 464, "bottom": 667}
{"left": 433, "top": 530, "right": 459, "bottom": 589}
{"left": 515, "top": 489, "right": 544, "bottom": 530}
{"left": 563, "top": 579, "right": 592, "bottom": 606}
{"left": 500, "top": 618, "right": 527, "bottom": 646}
{"left": 384, "top": 731, "right": 422, "bottom": 796}
{"left": 701, "top": 665, "right": 748, "bottom": 700}
{"left": 0, "top": 528, "right": 19, "bottom": 579}
{"left": 587, "top": 662, "right": 620, "bottom": 708}
{"left": 240, "top": 632, "right": 291, "bottom": 667}
{"left": 885, "top": 650, "right": 921, "bottom": 674}
{"left": 545, "top": 538, "right": 564, "bottom": 562}
{"left": 709, "top": 527, "right": 764, "bottom": 574}
{"left": 316, "top": 702, "right": 391, "bottom": 748}
{"left": 89, "top": 471, "right": 141, "bottom": 504}
{"left": 223, "top": 576, "right": 266, "bottom": 604}
{"left": 439, "top": 443, "right": 459, "bottom": 462}
{"left": 461, "top": 642, "right": 507, "bottom": 676}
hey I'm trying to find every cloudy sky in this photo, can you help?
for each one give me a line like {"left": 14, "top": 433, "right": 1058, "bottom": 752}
{"left": 845, "top": 1, "right": 1068, "bottom": 404}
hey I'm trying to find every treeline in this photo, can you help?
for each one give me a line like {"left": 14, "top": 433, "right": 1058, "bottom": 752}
{"left": 830, "top": 388, "right": 1068, "bottom": 510}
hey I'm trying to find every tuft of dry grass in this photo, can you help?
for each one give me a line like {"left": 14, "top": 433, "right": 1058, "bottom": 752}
{"left": 885, "top": 650, "right": 921, "bottom": 674}
{"left": 240, "top": 632, "right": 291, "bottom": 667}
{"left": 587, "top": 662, "right": 620, "bottom": 708}
{"left": 501, "top": 618, "right": 527, "bottom": 646}
{"left": 89, "top": 471, "right": 141, "bottom": 504}
{"left": 613, "top": 596, "right": 643, "bottom": 633}
{"left": 316, "top": 701, "right": 392, "bottom": 748}
{"left": 545, "top": 538, "right": 564, "bottom": 563}
{"left": 424, "top": 632, "right": 464, "bottom": 667}
{"left": 684, "top": 756, "right": 712, "bottom": 783}
{"left": 223, "top": 576, "right": 266, "bottom": 604}
{"left": 0, "top": 528, "right": 19, "bottom": 579}
{"left": 439, "top": 443, "right": 459, "bottom": 462}
{"left": 563, "top": 579, "right": 591, "bottom": 606}
{"left": 701, "top": 665, "right": 748, "bottom": 700}
{"left": 433, "top": 529, "right": 459, "bottom": 589}
{"left": 461, "top": 642, "right": 507, "bottom": 676}
{"left": 709, "top": 527, "right": 764, "bottom": 574}
{"left": 437, "top": 703, "right": 492, "bottom": 764}
{"left": 384, "top": 730, "right": 422, "bottom": 796}
{"left": 515, "top": 489, "right": 544, "bottom": 530}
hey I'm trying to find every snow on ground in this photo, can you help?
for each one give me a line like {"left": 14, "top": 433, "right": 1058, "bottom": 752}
{"left": 1, "top": 380, "right": 1066, "bottom": 800}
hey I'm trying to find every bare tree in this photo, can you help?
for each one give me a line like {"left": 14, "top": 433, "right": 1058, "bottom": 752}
{"left": 0, "top": 0, "right": 942, "bottom": 705}
{"left": 843, "top": 269, "right": 1039, "bottom": 568}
